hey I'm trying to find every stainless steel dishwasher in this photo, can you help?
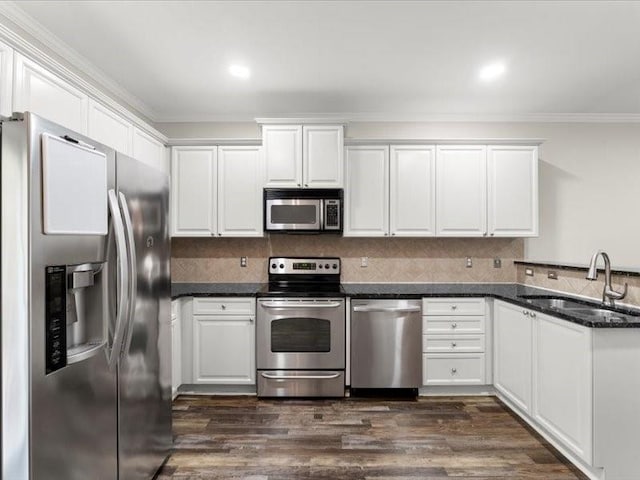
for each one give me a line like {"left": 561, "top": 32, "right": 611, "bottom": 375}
{"left": 350, "top": 299, "right": 422, "bottom": 390}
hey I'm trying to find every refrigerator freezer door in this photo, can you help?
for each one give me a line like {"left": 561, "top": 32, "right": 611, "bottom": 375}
{"left": 17, "top": 114, "right": 119, "bottom": 480}
{"left": 116, "top": 153, "right": 172, "bottom": 480}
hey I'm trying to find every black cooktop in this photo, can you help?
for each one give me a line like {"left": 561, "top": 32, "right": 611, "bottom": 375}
{"left": 258, "top": 282, "right": 346, "bottom": 298}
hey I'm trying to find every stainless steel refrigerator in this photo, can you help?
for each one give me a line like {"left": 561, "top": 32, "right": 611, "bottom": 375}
{"left": 1, "top": 112, "right": 172, "bottom": 480}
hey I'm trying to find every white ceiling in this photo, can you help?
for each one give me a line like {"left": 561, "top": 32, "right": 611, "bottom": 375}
{"left": 8, "top": 1, "right": 640, "bottom": 122}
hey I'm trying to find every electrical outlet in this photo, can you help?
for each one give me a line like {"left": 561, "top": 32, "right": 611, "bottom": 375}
{"left": 525, "top": 268, "right": 534, "bottom": 277}
{"left": 548, "top": 270, "right": 558, "bottom": 280}
{"left": 240, "top": 256, "right": 247, "bottom": 267}
{"left": 493, "top": 257, "right": 502, "bottom": 268}
{"left": 361, "top": 257, "right": 368, "bottom": 268}
{"left": 466, "top": 257, "right": 472, "bottom": 268}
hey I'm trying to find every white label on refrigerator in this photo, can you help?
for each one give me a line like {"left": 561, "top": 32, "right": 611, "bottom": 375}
{"left": 42, "top": 133, "right": 108, "bottom": 235}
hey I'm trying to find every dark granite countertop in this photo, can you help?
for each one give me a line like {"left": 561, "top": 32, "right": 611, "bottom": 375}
{"left": 171, "top": 282, "right": 640, "bottom": 328}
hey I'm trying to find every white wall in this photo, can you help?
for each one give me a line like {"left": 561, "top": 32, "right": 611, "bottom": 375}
{"left": 157, "top": 121, "right": 640, "bottom": 268}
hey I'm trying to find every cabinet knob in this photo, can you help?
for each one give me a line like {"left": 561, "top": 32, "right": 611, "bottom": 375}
{"left": 530, "top": 312, "right": 537, "bottom": 318}
{"left": 523, "top": 310, "right": 529, "bottom": 316}
{"left": 451, "top": 368, "right": 457, "bottom": 374}
{"left": 451, "top": 305, "right": 457, "bottom": 310}
{"left": 304, "top": 183, "right": 308, "bottom": 187}
{"left": 452, "top": 323, "right": 458, "bottom": 329}
{"left": 451, "top": 342, "right": 457, "bottom": 348}
{"left": 297, "top": 183, "right": 301, "bottom": 187}
{"left": 221, "top": 305, "right": 226, "bottom": 310}
{"left": 490, "top": 233, "right": 495, "bottom": 236}
{"left": 391, "top": 233, "right": 396, "bottom": 236}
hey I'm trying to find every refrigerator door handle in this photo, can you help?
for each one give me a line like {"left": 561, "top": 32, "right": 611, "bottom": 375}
{"left": 107, "top": 189, "right": 130, "bottom": 370}
{"left": 119, "top": 192, "right": 138, "bottom": 357}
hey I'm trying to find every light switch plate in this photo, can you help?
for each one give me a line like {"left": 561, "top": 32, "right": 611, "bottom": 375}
{"left": 525, "top": 268, "right": 534, "bottom": 276}
{"left": 361, "top": 257, "right": 368, "bottom": 268}
{"left": 493, "top": 258, "right": 502, "bottom": 268}
{"left": 548, "top": 270, "right": 558, "bottom": 280}
{"left": 240, "top": 257, "right": 247, "bottom": 267}
{"left": 466, "top": 257, "right": 473, "bottom": 268}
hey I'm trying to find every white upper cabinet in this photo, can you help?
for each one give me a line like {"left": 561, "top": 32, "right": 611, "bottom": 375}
{"left": 171, "top": 146, "right": 216, "bottom": 236}
{"left": 0, "top": 39, "right": 13, "bottom": 118}
{"left": 217, "top": 146, "right": 264, "bottom": 237}
{"left": 263, "top": 125, "right": 303, "bottom": 187}
{"left": 133, "top": 127, "right": 167, "bottom": 171}
{"left": 13, "top": 53, "right": 88, "bottom": 134}
{"left": 303, "top": 125, "right": 344, "bottom": 188}
{"left": 488, "top": 145, "right": 539, "bottom": 237}
{"left": 87, "top": 99, "right": 133, "bottom": 155}
{"left": 263, "top": 124, "right": 343, "bottom": 188}
{"left": 390, "top": 145, "right": 436, "bottom": 236}
{"left": 436, "top": 145, "right": 487, "bottom": 236}
{"left": 493, "top": 300, "right": 533, "bottom": 414}
{"left": 344, "top": 145, "right": 389, "bottom": 237}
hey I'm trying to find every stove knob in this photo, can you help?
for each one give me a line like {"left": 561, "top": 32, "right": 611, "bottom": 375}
{"left": 332, "top": 264, "right": 338, "bottom": 269}
{"left": 271, "top": 263, "right": 276, "bottom": 269}
{"left": 319, "top": 264, "right": 323, "bottom": 269}
{"left": 325, "top": 264, "right": 330, "bottom": 269}
{"left": 279, "top": 264, "right": 284, "bottom": 269}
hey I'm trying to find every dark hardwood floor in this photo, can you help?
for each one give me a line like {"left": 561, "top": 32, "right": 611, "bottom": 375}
{"left": 157, "top": 395, "right": 588, "bottom": 479}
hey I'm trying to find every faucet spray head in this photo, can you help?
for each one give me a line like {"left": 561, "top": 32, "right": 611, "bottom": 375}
{"left": 586, "top": 250, "right": 601, "bottom": 281}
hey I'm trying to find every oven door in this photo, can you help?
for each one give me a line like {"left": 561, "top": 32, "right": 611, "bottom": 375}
{"left": 257, "top": 298, "right": 345, "bottom": 370}
{"left": 265, "top": 199, "right": 321, "bottom": 231}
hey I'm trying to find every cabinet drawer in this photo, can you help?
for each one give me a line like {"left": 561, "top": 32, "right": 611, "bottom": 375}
{"left": 193, "top": 297, "right": 255, "bottom": 316}
{"left": 423, "top": 316, "right": 485, "bottom": 334}
{"left": 422, "top": 353, "right": 486, "bottom": 385}
{"left": 422, "top": 298, "right": 485, "bottom": 316}
{"left": 423, "top": 335, "right": 484, "bottom": 353}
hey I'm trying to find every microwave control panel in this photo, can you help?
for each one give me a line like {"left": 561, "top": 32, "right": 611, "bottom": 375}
{"left": 324, "top": 200, "right": 341, "bottom": 230}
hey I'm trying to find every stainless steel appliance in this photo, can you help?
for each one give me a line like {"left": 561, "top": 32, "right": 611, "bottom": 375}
{"left": 256, "top": 257, "right": 346, "bottom": 397}
{"left": 1, "top": 113, "right": 171, "bottom": 480}
{"left": 351, "top": 299, "right": 422, "bottom": 391}
{"left": 264, "top": 188, "right": 342, "bottom": 233}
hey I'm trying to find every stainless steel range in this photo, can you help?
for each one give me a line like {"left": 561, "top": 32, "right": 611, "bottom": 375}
{"left": 256, "top": 257, "right": 346, "bottom": 397}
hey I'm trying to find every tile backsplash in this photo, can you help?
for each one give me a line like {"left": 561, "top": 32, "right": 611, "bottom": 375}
{"left": 517, "top": 264, "right": 640, "bottom": 309}
{"left": 171, "top": 236, "right": 523, "bottom": 283}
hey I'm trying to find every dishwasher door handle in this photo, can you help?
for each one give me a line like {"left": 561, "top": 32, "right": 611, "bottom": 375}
{"left": 352, "top": 306, "right": 421, "bottom": 313}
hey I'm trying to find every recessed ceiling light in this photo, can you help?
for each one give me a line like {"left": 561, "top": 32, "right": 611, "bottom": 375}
{"left": 479, "top": 62, "right": 506, "bottom": 82}
{"left": 229, "top": 64, "right": 251, "bottom": 79}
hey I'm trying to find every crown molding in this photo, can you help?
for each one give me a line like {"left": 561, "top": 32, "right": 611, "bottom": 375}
{"left": 345, "top": 138, "right": 545, "bottom": 146}
{"left": 255, "top": 117, "right": 349, "bottom": 125}
{"left": 0, "top": 2, "right": 167, "bottom": 143}
{"left": 167, "top": 137, "right": 262, "bottom": 147}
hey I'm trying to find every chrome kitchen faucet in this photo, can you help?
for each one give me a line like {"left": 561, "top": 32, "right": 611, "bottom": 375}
{"left": 586, "top": 250, "right": 628, "bottom": 307}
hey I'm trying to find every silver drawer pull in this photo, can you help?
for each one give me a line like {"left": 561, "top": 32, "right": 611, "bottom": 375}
{"left": 261, "top": 301, "right": 343, "bottom": 309}
{"left": 451, "top": 368, "right": 457, "bottom": 374}
{"left": 261, "top": 372, "right": 341, "bottom": 380}
{"left": 451, "top": 305, "right": 457, "bottom": 310}
{"left": 221, "top": 304, "right": 226, "bottom": 310}
{"left": 353, "top": 306, "right": 421, "bottom": 313}
{"left": 451, "top": 323, "right": 458, "bottom": 329}
{"left": 451, "top": 342, "right": 457, "bottom": 348}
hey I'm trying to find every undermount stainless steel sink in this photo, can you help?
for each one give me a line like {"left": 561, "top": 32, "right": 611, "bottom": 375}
{"left": 520, "top": 296, "right": 586, "bottom": 310}
{"left": 566, "top": 307, "right": 637, "bottom": 323}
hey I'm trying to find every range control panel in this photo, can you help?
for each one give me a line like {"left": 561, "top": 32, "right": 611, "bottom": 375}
{"left": 45, "top": 265, "right": 67, "bottom": 374}
{"left": 269, "top": 257, "right": 341, "bottom": 275}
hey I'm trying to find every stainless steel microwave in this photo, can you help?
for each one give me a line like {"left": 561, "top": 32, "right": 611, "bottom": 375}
{"left": 264, "top": 188, "right": 343, "bottom": 233}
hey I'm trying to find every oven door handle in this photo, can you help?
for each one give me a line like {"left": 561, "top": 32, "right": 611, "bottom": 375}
{"left": 352, "top": 306, "right": 421, "bottom": 313}
{"left": 261, "top": 372, "right": 341, "bottom": 380}
{"left": 260, "top": 301, "right": 343, "bottom": 309}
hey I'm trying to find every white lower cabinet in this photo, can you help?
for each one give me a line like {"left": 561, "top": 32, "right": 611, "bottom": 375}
{"left": 422, "top": 298, "right": 488, "bottom": 386}
{"left": 192, "top": 298, "right": 255, "bottom": 385}
{"left": 493, "top": 300, "right": 533, "bottom": 413}
{"left": 171, "top": 299, "right": 182, "bottom": 398}
{"left": 533, "top": 313, "right": 593, "bottom": 464}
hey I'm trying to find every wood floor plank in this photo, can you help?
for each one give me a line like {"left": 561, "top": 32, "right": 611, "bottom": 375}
{"left": 158, "top": 395, "right": 588, "bottom": 479}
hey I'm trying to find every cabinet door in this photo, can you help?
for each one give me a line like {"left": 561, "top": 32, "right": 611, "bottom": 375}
{"left": 193, "top": 316, "right": 255, "bottom": 385}
{"left": 0, "top": 39, "right": 13, "bottom": 118}
{"left": 133, "top": 127, "right": 167, "bottom": 171}
{"left": 390, "top": 145, "right": 436, "bottom": 236}
{"left": 171, "top": 146, "right": 216, "bottom": 236}
{"left": 488, "top": 145, "right": 538, "bottom": 237}
{"left": 217, "top": 146, "right": 264, "bottom": 237}
{"left": 436, "top": 145, "right": 487, "bottom": 236}
{"left": 493, "top": 300, "right": 533, "bottom": 414}
{"left": 171, "top": 315, "right": 182, "bottom": 398}
{"left": 534, "top": 313, "right": 592, "bottom": 463}
{"left": 303, "top": 125, "right": 343, "bottom": 188}
{"left": 344, "top": 146, "right": 389, "bottom": 237}
{"left": 87, "top": 99, "right": 133, "bottom": 155}
{"left": 13, "top": 53, "right": 88, "bottom": 134}
{"left": 263, "top": 125, "right": 302, "bottom": 187}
